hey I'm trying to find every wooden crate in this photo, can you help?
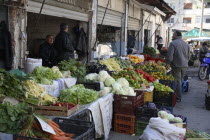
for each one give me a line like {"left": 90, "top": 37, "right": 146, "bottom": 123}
{"left": 172, "top": 123, "right": 187, "bottom": 128}
{"left": 35, "top": 104, "right": 79, "bottom": 116}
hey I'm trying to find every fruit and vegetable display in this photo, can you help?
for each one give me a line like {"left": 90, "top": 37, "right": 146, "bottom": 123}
{"left": 58, "top": 59, "right": 86, "bottom": 79}
{"left": 127, "top": 55, "right": 144, "bottom": 64}
{"left": 114, "top": 57, "right": 132, "bottom": 68}
{"left": 86, "top": 62, "right": 111, "bottom": 74}
{"left": 186, "top": 129, "right": 210, "bottom": 138}
{"left": 0, "top": 69, "right": 27, "bottom": 99}
{"left": 23, "top": 80, "right": 58, "bottom": 105}
{"left": 143, "top": 46, "right": 156, "bottom": 55}
{"left": 0, "top": 102, "right": 75, "bottom": 139}
{"left": 52, "top": 102, "right": 76, "bottom": 109}
{"left": 30, "top": 66, "right": 63, "bottom": 85}
{"left": 112, "top": 69, "right": 150, "bottom": 89}
{"left": 149, "top": 72, "right": 174, "bottom": 81}
{"left": 135, "top": 62, "right": 167, "bottom": 72}
{"left": 0, "top": 102, "right": 33, "bottom": 134}
{"left": 135, "top": 69, "right": 156, "bottom": 82}
{"left": 154, "top": 82, "right": 173, "bottom": 92}
{"left": 100, "top": 58, "right": 123, "bottom": 72}
{"left": 60, "top": 84, "right": 99, "bottom": 105}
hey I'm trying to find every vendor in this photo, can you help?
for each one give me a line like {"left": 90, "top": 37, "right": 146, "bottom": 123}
{"left": 39, "top": 35, "right": 57, "bottom": 67}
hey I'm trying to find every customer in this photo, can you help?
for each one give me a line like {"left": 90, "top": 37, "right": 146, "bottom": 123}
{"left": 53, "top": 23, "right": 74, "bottom": 63}
{"left": 165, "top": 30, "right": 190, "bottom": 102}
{"left": 199, "top": 42, "right": 208, "bottom": 63}
{"left": 156, "top": 35, "right": 164, "bottom": 53}
{"left": 39, "top": 35, "right": 56, "bottom": 67}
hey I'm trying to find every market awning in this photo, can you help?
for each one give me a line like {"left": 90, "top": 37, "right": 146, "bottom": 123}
{"left": 136, "top": 0, "right": 176, "bottom": 21}
{"left": 139, "top": 3, "right": 166, "bottom": 17}
{"left": 182, "top": 28, "right": 210, "bottom": 40}
{"left": 186, "top": 37, "right": 210, "bottom": 42}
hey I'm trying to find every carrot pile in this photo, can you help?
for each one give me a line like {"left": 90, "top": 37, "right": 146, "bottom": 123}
{"left": 48, "top": 119, "right": 74, "bottom": 140}
{"left": 17, "top": 118, "right": 75, "bottom": 140}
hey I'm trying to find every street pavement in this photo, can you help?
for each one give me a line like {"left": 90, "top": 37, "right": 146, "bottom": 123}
{"left": 108, "top": 67, "right": 210, "bottom": 140}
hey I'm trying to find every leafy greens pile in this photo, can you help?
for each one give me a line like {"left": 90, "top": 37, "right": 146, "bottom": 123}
{"left": 0, "top": 69, "right": 26, "bottom": 99}
{"left": 58, "top": 59, "right": 86, "bottom": 78}
{"left": 60, "top": 84, "right": 98, "bottom": 105}
{"left": 0, "top": 102, "right": 33, "bottom": 134}
{"left": 30, "top": 66, "right": 63, "bottom": 85}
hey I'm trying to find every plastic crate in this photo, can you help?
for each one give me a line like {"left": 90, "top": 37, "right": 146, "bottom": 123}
{"left": 53, "top": 117, "right": 95, "bottom": 140}
{"left": 159, "top": 80, "right": 175, "bottom": 90}
{"left": 114, "top": 114, "right": 135, "bottom": 135}
{"left": 143, "top": 91, "right": 154, "bottom": 103}
{"left": 77, "top": 82, "right": 101, "bottom": 91}
{"left": 154, "top": 91, "right": 174, "bottom": 107}
{"left": 113, "top": 90, "right": 144, "bottom": 115}
{"left": 70, "top": 109, "right": 92, "bottom": 122}
{"left": 136, "top": 106, "right": 158, "bottom": 122}
{"left": 135, "top": 120, "right": 148, "bottom": 135}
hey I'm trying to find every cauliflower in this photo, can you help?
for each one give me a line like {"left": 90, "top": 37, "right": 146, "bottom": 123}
{"left": 123, "top": 87, "right": 136, "bottom": 96}
{"left": 105, "top": 77, "right": 116, "bottom": 87}
{"left": 158, "top": 111, "right": 168, "bottom": 119}
{"left": 112, "top": 82, "right": 122, "bottom": 92}
{"left": 167, "top": 114, "right": 175, "bottom": 122}
{"left": 98, "top": 71, "right": 111, "bottom": 82}
{"left": 99, "top": 87, "right": 112, "bottom": 97}
{"left": 173, "top": 117, "right": 183, "bottom": 123}
{"left": 116, "top": 78, "right": 129, "bottom": 87}
{"left": 85, "top": 73, "right": 98, "bottom": 81}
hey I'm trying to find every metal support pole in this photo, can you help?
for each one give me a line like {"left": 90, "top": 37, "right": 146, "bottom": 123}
{"left": 199, "top": 0, "right": 204, "bottom": 38}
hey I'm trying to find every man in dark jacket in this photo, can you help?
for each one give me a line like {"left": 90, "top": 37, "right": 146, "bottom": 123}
{"left": 39, "top": 35, "right": 57, "bottom": 67}
{"left": 165, "top": 30, "right": 190, "bottom": 102}
{"left": 53, "top": 23, "right": 74, "bottom": 63}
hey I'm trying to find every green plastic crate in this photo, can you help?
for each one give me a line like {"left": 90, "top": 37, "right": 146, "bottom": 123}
{"left": 135, "top": 120, "right": 148, "bottom": 136}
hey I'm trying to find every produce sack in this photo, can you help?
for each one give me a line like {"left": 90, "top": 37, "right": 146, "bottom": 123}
{"left": 139, "top": 117, "right": 186, "bottom": 140}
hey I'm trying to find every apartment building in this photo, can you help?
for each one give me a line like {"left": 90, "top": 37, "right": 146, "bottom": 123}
{"left": 165, "top": 0, "right": 210, "bottom": 31}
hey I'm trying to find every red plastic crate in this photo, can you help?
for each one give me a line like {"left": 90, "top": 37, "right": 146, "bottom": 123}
{"left": 114, "top": 91, "right": 144, "bottom": 115}
{"left": 114, "top": 114, "right": 135, "bottom": 135}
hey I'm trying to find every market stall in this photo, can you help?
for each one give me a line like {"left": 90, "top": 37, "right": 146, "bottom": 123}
{"left": 0, "top": 54, "right": 210, "bottom": 140}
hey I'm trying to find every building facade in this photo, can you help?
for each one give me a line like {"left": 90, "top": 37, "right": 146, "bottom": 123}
{"left": 0, "top": 0, "right": 174, "bottom": 70}
{"left": 165, "top": 0, "right": 210, "bottom": 31}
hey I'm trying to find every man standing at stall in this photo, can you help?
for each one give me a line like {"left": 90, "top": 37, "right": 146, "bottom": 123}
{"left": 54, "top": 23, "right": 74, "bottom": 63}
{"left": 39, "top": 35, "right": 56, "bottom": 67}
{"left": 166, "top": 30, "right": 190, "bottom": 102}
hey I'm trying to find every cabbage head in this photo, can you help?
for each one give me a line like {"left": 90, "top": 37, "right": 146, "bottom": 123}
{"left": 85, "top": 73, "right": 98, "bottom": 81}
{"left": 158, "top": 111, "right": 168, "bottom": 119}
{"left": 112, "top": 82, "right": 122, "bottom": 92}
{"left": 116, "top": 78, "right": 129, "bottom": 87}
{"left": 173, "top": 117, "right": 183, "bottom": 123}
{"left": 116, "top": 88, "right": 127, "bottom": 95}
{"left": 99, "top": 87, "right": 112, "bottom": 97}
{"left": 123, "top": 87, "right": 136, "bottom": 96}
{"left": 167, "top": 114, "right": 175, "bottom": 122}
{"left": 98, "top": 71, "right": 111, "bottom": 82}
{"left": 105, "top": 77, "right": 115, "bottom": 87}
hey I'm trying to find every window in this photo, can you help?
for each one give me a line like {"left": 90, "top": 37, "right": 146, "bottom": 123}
{"left": 206, "top": 2, "right": 210, "bottom": 8}
{"left": 183, "top": 17, "right": 191, "bottom": 23}
{"left": 206, "top": 18, "right": 210, "bottom": 23}
{"left": 196, "top": 17, "right": 201, "bottom": 23}
{"left": 167, "top": 18, "right": 174, "bottom": 23}
{"left": 184, "top": 3, "right": 193, "bottom": 9}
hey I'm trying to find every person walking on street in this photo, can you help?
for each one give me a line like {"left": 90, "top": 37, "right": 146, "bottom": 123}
{"left": 165, "top": 30, "right": 191, "bottom": 102}
{"left": 39, "top": 35, "right": 57, "bottom": 67}
{"left": 199, "top": 42, "right": 208, "bottom": 63}
{"left": 53, "top": 23, "right": 74, "bottom": 63}
{"left": 156, "top": 35, "right": 164, "bottom": 53}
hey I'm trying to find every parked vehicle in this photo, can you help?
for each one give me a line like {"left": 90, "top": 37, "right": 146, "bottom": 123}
{"left": 198, "top": 53, "right": 210, "bottom": 80}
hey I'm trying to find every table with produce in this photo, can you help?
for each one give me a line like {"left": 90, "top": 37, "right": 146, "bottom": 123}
{"left": 0, "top": 54, "right": 207, "bottom": 140}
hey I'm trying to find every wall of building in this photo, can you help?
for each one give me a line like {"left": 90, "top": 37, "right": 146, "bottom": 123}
{"left": 165, "top": 0, "right": 210, "bottom": 31}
